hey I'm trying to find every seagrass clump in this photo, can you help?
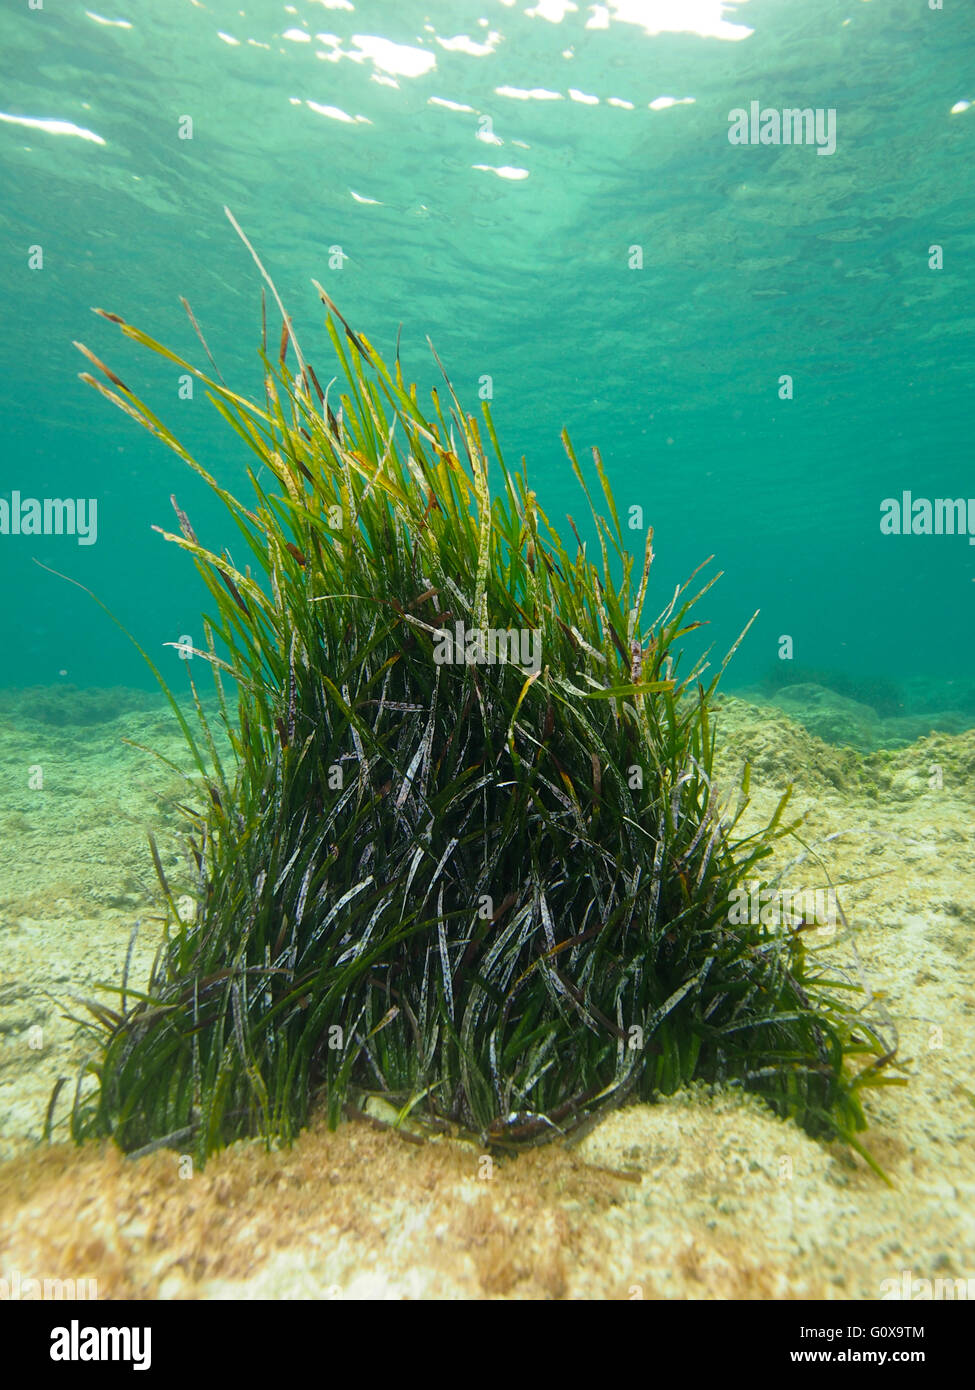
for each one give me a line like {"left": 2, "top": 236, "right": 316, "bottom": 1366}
{"left": 63, "top": 217, "right": 896, "bottom": 1165}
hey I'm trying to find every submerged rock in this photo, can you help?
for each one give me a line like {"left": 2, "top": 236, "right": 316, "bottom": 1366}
{"left": 762, "top": 682, "right": 880, "bottom": 750}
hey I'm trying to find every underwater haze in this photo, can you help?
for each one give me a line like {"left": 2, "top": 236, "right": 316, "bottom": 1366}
{"left": 1, "top": 0, "right": 973, "bottom": 710}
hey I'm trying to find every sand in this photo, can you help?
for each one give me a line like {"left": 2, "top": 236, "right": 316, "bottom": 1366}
{"left": 0, "top": 686, "right": 972, "bottom": 1299}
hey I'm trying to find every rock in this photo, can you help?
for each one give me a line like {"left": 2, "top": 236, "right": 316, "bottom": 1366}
{"left": 764, "top": 683, "right": 880, "bottom": 750}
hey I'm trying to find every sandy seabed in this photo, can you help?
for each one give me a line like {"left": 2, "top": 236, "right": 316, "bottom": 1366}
{"left": 0, "top": 687, "right": 972, "bottom": 1299}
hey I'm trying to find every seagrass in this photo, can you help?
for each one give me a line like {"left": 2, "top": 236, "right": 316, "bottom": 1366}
{"left": 61, "top": 215, "right": 899, "bottom": 1168}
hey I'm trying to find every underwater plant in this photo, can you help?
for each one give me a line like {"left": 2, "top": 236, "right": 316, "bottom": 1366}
{"left": 62, "top": 212, "right": 898, "bottom": 1168}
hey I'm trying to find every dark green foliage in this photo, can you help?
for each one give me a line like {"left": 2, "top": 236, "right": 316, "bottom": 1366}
{"left": 65, "top": 230, "right": 899, "bottom": 1165}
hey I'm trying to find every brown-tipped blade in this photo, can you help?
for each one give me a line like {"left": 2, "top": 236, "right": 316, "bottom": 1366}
{"left": 170, "top": 495, "right": 199, "bottom": 546}
{"left": 305, "top": 361, "right": 326, "bottom": 405}
{"left": 312, "top": 278, "right": 371, "bottom": 360}
{"left": 73, "top": 341, "right": 129, "bottom": 391}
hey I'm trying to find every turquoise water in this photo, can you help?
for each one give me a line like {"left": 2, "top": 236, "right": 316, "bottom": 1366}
{"left": 1, "top": 0, "right": 973, "bottom": 714}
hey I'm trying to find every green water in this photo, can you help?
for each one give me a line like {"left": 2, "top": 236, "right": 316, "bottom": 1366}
{"left": 1, "top": 0, "right": 973, "bottom": 721}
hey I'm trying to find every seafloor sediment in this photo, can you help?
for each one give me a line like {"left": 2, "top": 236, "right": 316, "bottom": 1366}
{"left": 0, "top": 686, "right": 972, "bottom": 1299}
